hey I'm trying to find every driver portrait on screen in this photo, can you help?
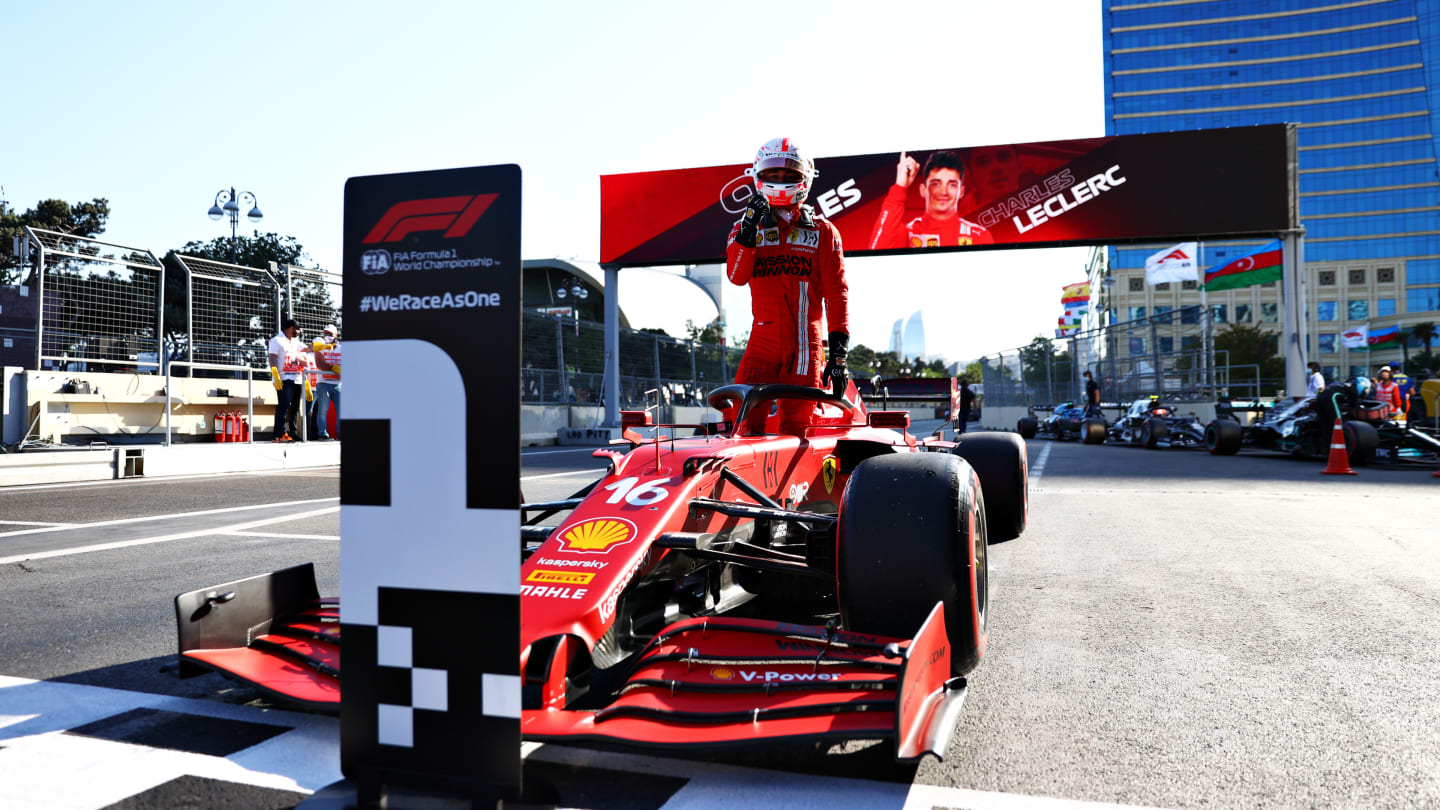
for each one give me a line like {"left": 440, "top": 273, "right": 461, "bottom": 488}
{"left": 868, "top": 150, "right": 993, "bottom": 250}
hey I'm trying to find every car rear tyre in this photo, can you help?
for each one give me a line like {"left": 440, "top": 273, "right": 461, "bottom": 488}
{"left": 1142, "top": 417, "right": 1169, "bottom": 449}
{"left": 1082, "top": 418, "right": 1108, "bottom": 444}
{"left": 952, "top": 433, "right": 1028, "bottom": 543}
{"left": 1342, "top": 420, "right": 1378, "bottom": 466}
{"left": 838, "top": 453, "right": 987, "bottom": 676}
{"left": 1017, "top": 416, "right": 1038, "bottom": 439}
{"left": 1205, "top": 419, "right": 1243, "bottom": 455}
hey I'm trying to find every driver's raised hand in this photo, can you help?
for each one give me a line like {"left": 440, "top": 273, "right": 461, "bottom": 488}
{"left": 895, "top": 151, "right": 920, "bottom": 187}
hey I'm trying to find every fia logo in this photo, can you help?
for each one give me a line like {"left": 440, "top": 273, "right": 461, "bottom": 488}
{"left": 361, "top": 249, "right": 392, "bottom": 275}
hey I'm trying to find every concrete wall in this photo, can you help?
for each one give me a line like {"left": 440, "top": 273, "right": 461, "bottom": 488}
{"left": 0, "top": 448, "right": 118, "bottom": 485}
{"left": 141, "top": 442, "right": 341, "bottom": 477}
{"left": 18, "top": 369, "right": 279, "bottom": 445}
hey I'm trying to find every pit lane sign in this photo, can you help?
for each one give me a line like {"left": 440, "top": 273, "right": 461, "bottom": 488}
{"left": 341, "top": 165, "right": 521, "bottom": 801}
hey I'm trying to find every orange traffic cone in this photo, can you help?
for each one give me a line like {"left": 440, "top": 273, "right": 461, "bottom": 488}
{"left": 1320, "top": 418, "right": 1356, "bottom": 476}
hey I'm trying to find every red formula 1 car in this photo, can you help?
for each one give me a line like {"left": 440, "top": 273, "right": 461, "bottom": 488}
{"left": 174, "top": 380, "right": 1028, "bottom": 762}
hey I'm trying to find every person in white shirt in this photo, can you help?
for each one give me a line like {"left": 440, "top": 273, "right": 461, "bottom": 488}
{"left": 1306, "top": 361, "right": 1325, "bottom": 397}
{"left": 267, "top": 319, "right": 309, "bottom": 442}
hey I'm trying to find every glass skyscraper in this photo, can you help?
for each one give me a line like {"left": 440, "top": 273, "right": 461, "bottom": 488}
{"left": 1101, "top": 0, "right": 1440, "bottom": 379}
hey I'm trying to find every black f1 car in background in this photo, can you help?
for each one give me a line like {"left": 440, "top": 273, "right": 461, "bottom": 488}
{"left": 1205, "top": 378, "right": 1440, "bottom": 465}
{"left": 856, "top": 375, "right": 978, "bottom": 427}
{"left": 1099, "top": 396, "right": 1207, "bottom": 449}
{"left": 173, "top": 379, "right": 1029, "bottom": 762}
{"left": 1016, "top": 403, "right": 1106, "bottom": 444}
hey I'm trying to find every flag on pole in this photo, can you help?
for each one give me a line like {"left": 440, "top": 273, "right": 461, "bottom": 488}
{"left": 1055, "top": 327, "right": 1078, "bottom": 338}
{"left": 1202, "top": 240, "right": 1282, "bottom": 291}
{"left": 1341, "top": 324, "right": 1368, "bottom": 349}
{"left": 1061, "top": 282, "right": 1090, "bottom": 305}
{"left": 1364, "top": 324, "right": 1399, "bottom": 350}
{"left": 1144, "top": 242, "right": 1199, "bottom": 285}
{"left": 1058, "top": 315, "right": 1082, "bottom": 326}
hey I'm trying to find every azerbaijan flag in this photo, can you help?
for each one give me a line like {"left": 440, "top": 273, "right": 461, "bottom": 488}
{"left": 1203, "top": 240, "right": 1282, "bottom": 292}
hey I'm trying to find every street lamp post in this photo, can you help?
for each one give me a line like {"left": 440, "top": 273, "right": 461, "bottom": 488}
{"left": 553, "top": 278, "right": 589, "bottom": 401}
{"left": 207, "top": 187, "right": 263, "bottom": 265}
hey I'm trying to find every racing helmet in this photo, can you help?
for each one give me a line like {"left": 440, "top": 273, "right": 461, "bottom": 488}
{"left": 748, "top": 137, "right": 817, "bottom": 207}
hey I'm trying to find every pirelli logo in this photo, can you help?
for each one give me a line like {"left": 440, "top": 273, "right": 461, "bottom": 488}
{"left": 526, "top": 569, "right": 595, "bottom": 586}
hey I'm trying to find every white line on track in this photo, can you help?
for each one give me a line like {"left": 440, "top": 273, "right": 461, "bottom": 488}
{"left": 0, "top": 496, "right": 337, "bottom": 539}
{"left": 223, "top": 531, "right": 340, "bottom": 541}
{"left": 1030, "top": 442, "right": 1051, "bottom": 485}
{"left": 521, "top": 446, "right": 607, "bottom": 455}
{"left": 0, "top": 506, "right": 340, "bottom": 565}
{"left": 0, "top": 520, "right": 75, "bottom": 528}
{"left": 0, "top": 466, "right": 337, "bottom": 494}
{"left": 522, "top": 469, "right": 607, "bottom": 481}
{"left": 523, "top": 742, "right": 1167, "bottom": 810}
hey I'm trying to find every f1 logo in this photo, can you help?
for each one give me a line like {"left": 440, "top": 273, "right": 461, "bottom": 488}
{"left": 363, "top": 194, "right": 498, "bottom": 244}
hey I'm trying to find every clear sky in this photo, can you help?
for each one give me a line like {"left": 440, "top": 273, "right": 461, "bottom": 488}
{"left": 2, "top": 1, "right": 1103, "bottom": 362}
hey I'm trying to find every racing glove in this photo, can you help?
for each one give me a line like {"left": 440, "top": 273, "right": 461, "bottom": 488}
{"left": 304, "top": 375, "right": 314, "bottom": 402}
{"left": 269, "top": 366, "right": 283, "bottom": 391}
{"left": 823, "top": 332, "right": 849, "bottom": 394}
{"left": 734, "top": 194, "right": 771, "bottom": 248}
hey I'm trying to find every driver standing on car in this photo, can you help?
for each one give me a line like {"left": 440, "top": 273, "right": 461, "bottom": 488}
{"left": 727, "top": 137, "right": 850, "bottom": 436}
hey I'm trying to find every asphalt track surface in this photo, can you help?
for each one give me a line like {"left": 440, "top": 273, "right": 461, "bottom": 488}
{"left": 2, "top": 425, "right": 1439, "bottom": 809}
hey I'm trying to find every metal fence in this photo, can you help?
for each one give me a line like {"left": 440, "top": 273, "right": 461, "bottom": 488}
{"left": 522, "top": 311, "right": 744, "bottom": 408}
{"left": 275, "top": 262, "right": 342, "bottom": 338}
{"left": 979, "top": 305, "right": 1248, "bottom": 407}
{"left": 173, "top": 254, "right": 279, "bottom": 375}
{"left": 26, "top": 227, "right": 165, "bottom": 373}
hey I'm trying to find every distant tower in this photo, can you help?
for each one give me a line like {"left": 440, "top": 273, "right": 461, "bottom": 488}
{"left": 889, "top": 319, "right": 904, "bottom": 355}
{"left": 902, "top": 311, "right": 926, "bottom": 361}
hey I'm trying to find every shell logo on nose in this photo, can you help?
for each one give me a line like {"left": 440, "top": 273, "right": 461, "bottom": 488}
{"left": 557, "top": 517, "right": 636, "bottom": 554}
{"left": 711, "top": 667, "right": 734, "bottom": 680}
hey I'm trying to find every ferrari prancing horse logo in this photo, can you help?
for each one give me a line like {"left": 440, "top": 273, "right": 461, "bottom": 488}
{"left": 822, "top": 457, "right": 838, "bottom": 494}
{"left": 556, "top": 517, "right": 637, "bottom": 554}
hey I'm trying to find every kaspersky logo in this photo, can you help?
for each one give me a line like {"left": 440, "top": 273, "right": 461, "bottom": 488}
{"left": 555, "top": 517, "right": 636, "bottom": 554}
{"left": 362, "top": 194, "right": 498, "bottom": 243}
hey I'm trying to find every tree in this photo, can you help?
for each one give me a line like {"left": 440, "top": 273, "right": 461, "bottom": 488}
{"left": 874, "top": 351, "right": 905, "bottom": 377}
{"left": 1411, "top": 321, "right": 1437, "bottom": 357}
{"left": 1, "top": 197, "right": 111, "bottom": 284}
{"left": 1214, "top": 323, "right": 1285, "bottom": 394}
{"left": 962, "top": 358, "right": 983, "bottom": 383}
{"left": 684, "top": 318, "right": 723, "bottom": 346}
{"left": 847, "top": 343, "right": 877, "bottom": 376}
{"left": 173, "top": 232, "right": 308, "bottom": 269}
{"left": 1408, "top": 321, "right": 1438, "bottom": 375}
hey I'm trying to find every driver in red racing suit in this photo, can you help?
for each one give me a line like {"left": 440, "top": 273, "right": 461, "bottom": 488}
{"left": 869, "top": 149, "right": 994, "bottom": 250}
{"left": 727, "top": 137, "right": 850, "bottom": 436}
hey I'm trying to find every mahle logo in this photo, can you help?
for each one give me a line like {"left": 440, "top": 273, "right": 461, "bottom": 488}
{"left": 360, "top": 249, "right": 391, "bottom": 275}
